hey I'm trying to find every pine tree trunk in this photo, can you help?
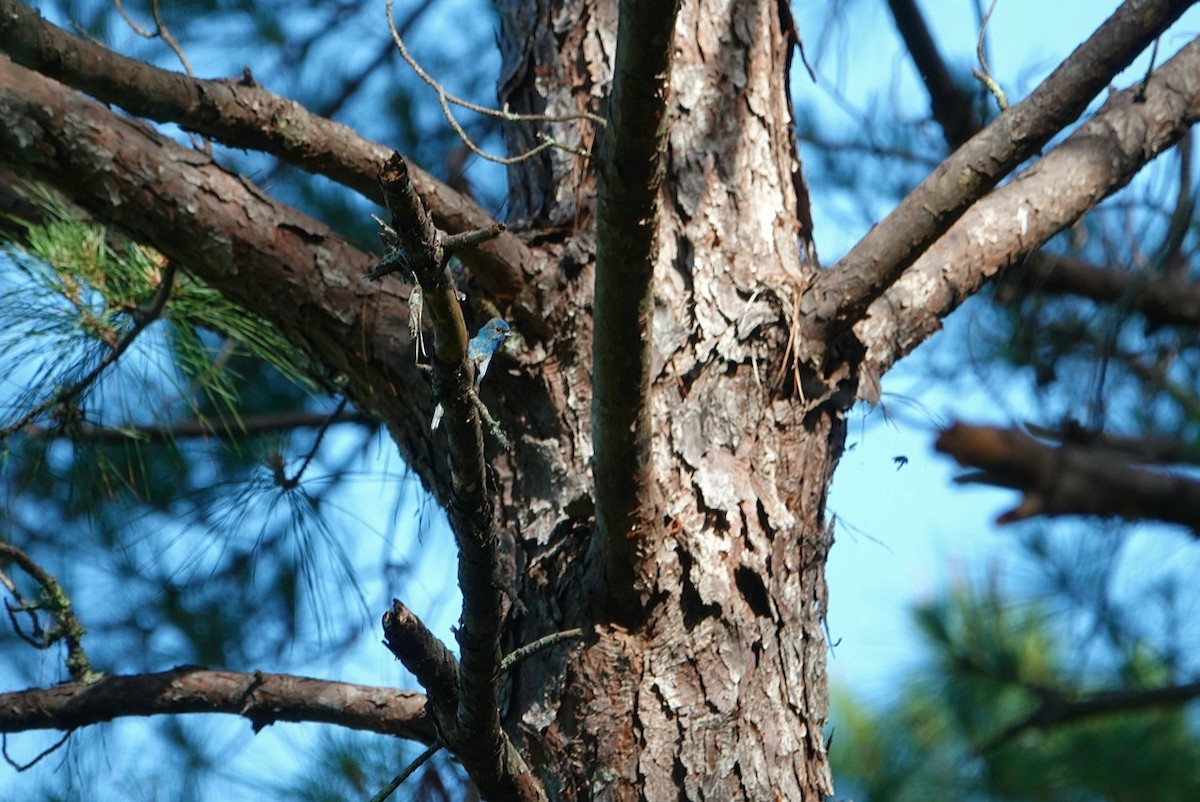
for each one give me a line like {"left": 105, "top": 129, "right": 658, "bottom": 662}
{"left": 491, "top": 0, "right": 839, "bottom": 797}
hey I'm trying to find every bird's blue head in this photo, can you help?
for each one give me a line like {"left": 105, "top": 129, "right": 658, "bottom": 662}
{"left": 468, "top": 317, "right": 512, "bottom": 361}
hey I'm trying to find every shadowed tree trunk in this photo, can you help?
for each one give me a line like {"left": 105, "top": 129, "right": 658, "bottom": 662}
{"left": 493, "top": 0, "right": 836, "bottom": 797}
{"left": 1, "top": 0, "right": 1197, "bottom": 798}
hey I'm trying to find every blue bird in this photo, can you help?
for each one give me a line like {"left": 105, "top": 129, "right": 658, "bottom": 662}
{"left": 468, "top": 317, "right": 511, "bottom": 385}
{"left": 431, "top": 317, "right": 512, "bottom": 430}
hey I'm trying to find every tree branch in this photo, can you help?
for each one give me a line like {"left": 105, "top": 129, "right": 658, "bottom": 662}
{"left": 807, "top": 0, "right": 1194, "bottom": 339}
{"left": 591, "top": 0, "right": 681, "bottom": 621}
{"left": 22, "top": 409, "right": 377, "bottom": 444}
{"left": 1003, "top": 250, "right": 1200, "bottom": 329}
{"left": 886, "top": 0, "right": 977, "bottom": 149}
{"left": 0, "top": 0, "right": 533, "bottom": 306}
{"left": 381, "top": 599, "right": 460, "bottom": 712}
{"left": 0, "top": 56, "right": 462, "bottom": 508}
{"left": 0, "top": 543, "right": 94, "bottom": 683}
{"left": 0, "top": 667, "right": 435, "bottom": 741}
{"left": 855, "top": 35, "right": 1200, "bottom": 378}
{"left": 935, "top": 422, "right": 1200, "bottom": 533}
{"left": 376, "top": 154, "right": 544, "bottom": 802}
{"left": 982, "top": 678, "right": 1200, "bottom": 751}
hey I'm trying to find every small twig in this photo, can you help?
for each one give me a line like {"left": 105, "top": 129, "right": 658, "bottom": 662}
{"left": 112, "top": 0, "right": 208, "bottom": 153}
{"left": 0, "top": 542, "right": 97, "bottom": 682}
{"left": 22, "top": 409, "right": 376, "bottom": 444}
{"left": 384, "top": 0, "right": 600, "bottom": 165}
{"left": 368, "top": 741, "right": 442, "bottom": 802}
{"left": 276, "top": 397, "right": 349, "bottom": 490}
{"left": 500, "top": 628, "right": 586, "bottom": 672}
{"left": 0, "top": 565, "right": 43, "bottom": 646}
{"left": 384, "top": 0, "right": 603, "bottom": 127}
{"left": 2, "top": 731, "right": 72, "bottom": 771}
{"left": 113, "top": 0, "right": 195, "bottom": 85}
{"left": 973, "top": 0, "right": 1008, "bottom": 110}
{"left": 0, "top": 261, "right": 177, "bottom": 443}
{"left": 470, "top": 390, "right": 510, "bottom": 450}
{"left": 443, "top": 224, "right": 507, "bottom": 255}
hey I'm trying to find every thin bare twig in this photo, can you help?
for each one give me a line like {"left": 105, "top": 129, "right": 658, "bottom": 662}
{"left": 384, "top": 0, "right": 601, "bottom": 165}
{"left": 500, "top": 628, "right": 586, "bottom": 672}
{"left": 369, "top": 741, "right": 442, "bottom": 802}
{"left": 112, "top": 0, "right": 194, "bottom": 76}
{"left": 275, "top": 397, "right": 349, "bottom": 490}
{"left": 2, "top": 731, "right": 71, "bottom": 771}
{"left": 22, "top": 408, "right": 376, "bottom": 444}
{"left": 973, "top": 0, "right": 1008, "bottom": 110}
{"left": 112, "top": 0, "right": 209, "bottom": 153}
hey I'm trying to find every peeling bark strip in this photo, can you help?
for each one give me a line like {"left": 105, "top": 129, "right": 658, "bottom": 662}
{"left": 0, "top": 668, "right": 435, "bottom": 740}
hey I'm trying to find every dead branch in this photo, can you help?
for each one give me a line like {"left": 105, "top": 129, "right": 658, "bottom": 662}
{"left": 935, "top": 423, "right": 1200, "bottom": 533}
{"left": 377, "top": 155, "right": 544, "bottom": 802}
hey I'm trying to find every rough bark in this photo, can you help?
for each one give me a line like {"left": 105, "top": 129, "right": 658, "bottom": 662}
{"left": 1, "top": 0, "right": 1192, "bottom": 799}
{"left": 495, "top": 0, "right": 837, "bottom": 797}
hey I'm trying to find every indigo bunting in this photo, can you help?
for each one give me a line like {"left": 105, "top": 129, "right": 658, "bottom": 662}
{"left": 431, "top": 317, "right": 511, "bottom": 430}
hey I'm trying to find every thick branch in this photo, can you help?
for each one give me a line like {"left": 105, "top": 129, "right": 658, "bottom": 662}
{"left": 1005, "top": 251, "right": 1200, "bottom": 329}
{"left": 0, "top": 667, "right": 434, "bottom": 741}
{"left": 856, "top": 36, "right": 1200, "bottom": 376}
{"left": 935, "top": 423, "right": 1200, "bottom": 533}
{"left": 0, "top": 56, "right": 460, "bottom": 507}
{"left": 591, "top": 0, "right": 680, "bottom": 620}
{"left": 808, "top": 0, "right": 1194, "bottom": 337}
{"left": 886, "top": 0, "right": 977, "bottom": 149}
{"left": 1025, "top": 422, "right": 1200, "bottom": 466}
{"left": 0, "top": 0, "right": 532, "bottom": 304}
